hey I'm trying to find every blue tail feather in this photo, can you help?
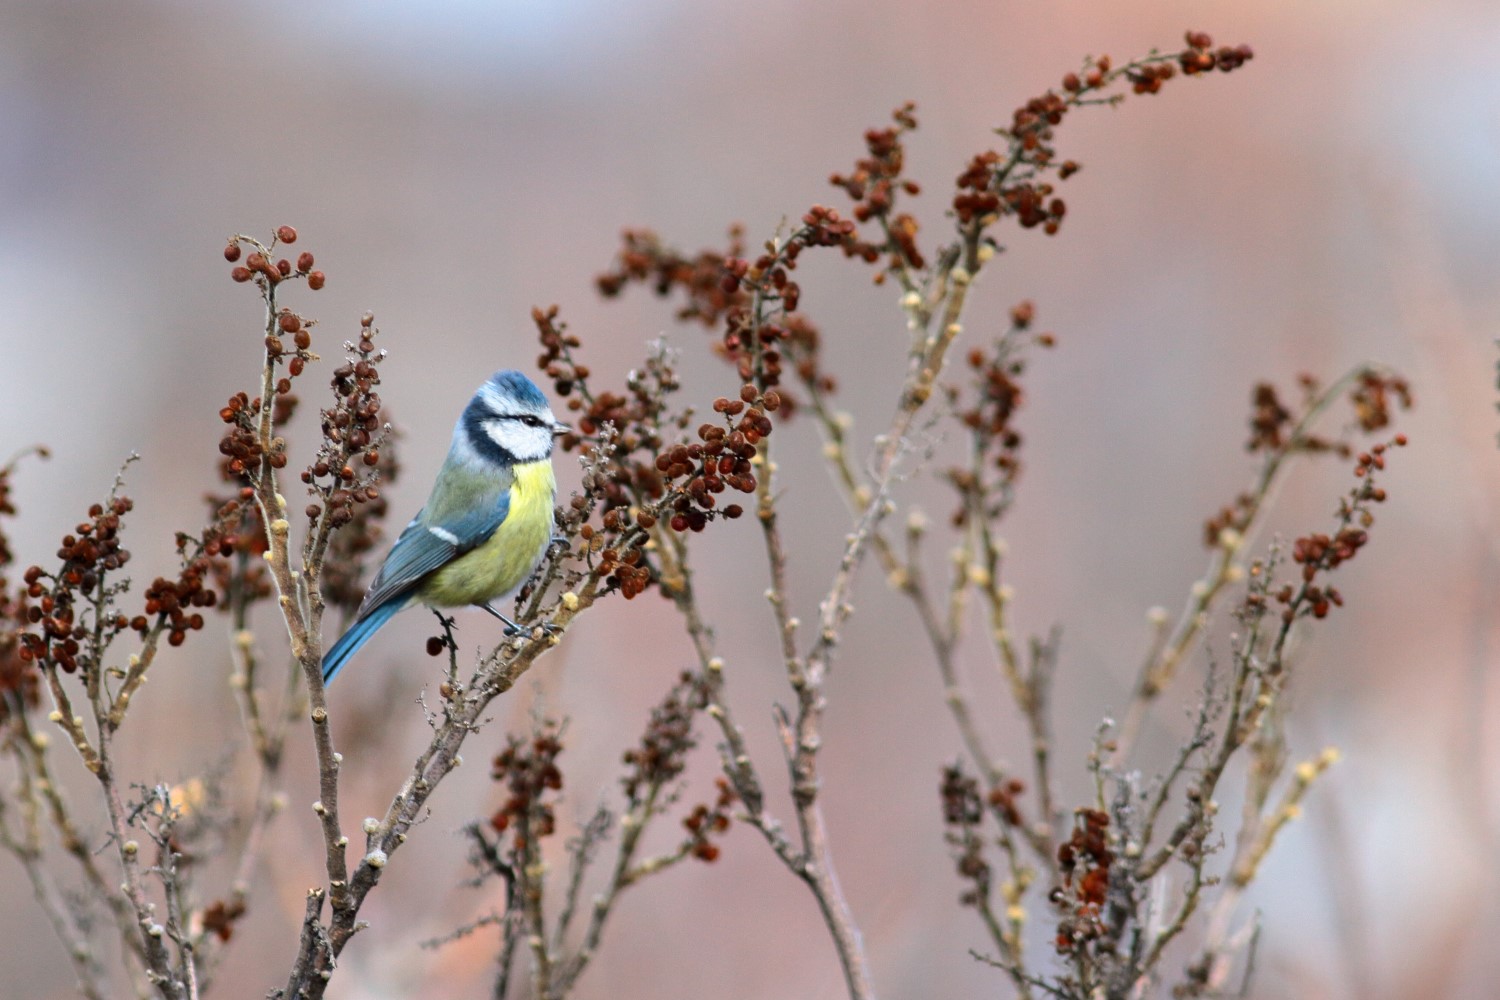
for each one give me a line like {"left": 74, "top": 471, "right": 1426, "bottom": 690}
{"left": 322, "top": 598, "right": 406, "bottom": 685}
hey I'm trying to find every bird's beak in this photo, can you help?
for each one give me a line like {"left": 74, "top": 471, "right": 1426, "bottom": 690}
{"left": 552, "top": 420, "right": 572, "bottom": 436}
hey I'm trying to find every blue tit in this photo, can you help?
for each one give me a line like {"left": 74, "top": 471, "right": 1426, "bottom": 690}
{"left": 321, "top": 369, "right": 567, "bottom": 684}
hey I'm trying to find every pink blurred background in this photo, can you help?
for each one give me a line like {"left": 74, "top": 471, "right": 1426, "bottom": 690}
{"left": 3, "top": 1, "right": 1499, "bottom": 997}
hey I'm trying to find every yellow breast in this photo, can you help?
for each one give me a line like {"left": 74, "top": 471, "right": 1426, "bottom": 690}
{"left": 417, "top": 461, "right": 556, "bottom": 608}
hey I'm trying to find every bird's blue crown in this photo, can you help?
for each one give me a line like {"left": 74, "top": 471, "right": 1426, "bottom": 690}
{"left": 483, "top": 370, "right": 548, "bottom": 410}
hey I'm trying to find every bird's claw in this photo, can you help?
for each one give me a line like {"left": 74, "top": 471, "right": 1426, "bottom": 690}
{"left": 502, "top": 620, "right": 562, "bottom": 639}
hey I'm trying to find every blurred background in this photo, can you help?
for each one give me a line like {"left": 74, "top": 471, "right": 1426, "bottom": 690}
{"left": 2, "top": 0, "right": 1498, "bottom": 997}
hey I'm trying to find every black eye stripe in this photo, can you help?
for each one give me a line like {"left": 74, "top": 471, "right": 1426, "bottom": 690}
{"left": 491, "top": 413, "right": 543, "bottom": 426}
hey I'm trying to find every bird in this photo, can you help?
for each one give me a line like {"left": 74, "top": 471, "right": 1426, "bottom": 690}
{"left": 321, "top": 369, "right": 568, "bottom": 684}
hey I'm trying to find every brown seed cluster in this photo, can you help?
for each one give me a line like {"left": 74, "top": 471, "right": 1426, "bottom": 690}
{"left": 1350, "top": 370, "right": 1413, "bottom": 432}
{"left": 534, "top": 309, "right": 679, "bottom": 598}
{"left": 200, "top": 898, "right": 247, "bottom": 943}
{"left": 955, "top": 30, "right": 1252, "bottom": 241}
{"left": 1274, "top": 437, "right": 1404, "bottom": 620}
{"left": 946, "top": 302, "right": 1051, "bottom": 527}
{"left": 533, "top": 305, "right": 594, "bottom": 405}
{"left": 987, "top": 776, "right": 1027, "bottom": 829}
{"left": 221, "top": 229, "right": 322, "bottom": 481}
{"left": 1053, "top": 809, "right": 1113, "bottom": 953}
{"left": 1202, "top": 491, "right": 1256, "bottom": 549}
{"left": 1178, "top": 31, "right": 1255, "bottom": 76}
{"left": 140, "top": 547, "right": 219, "bottom": 649}
{"left": 17, "top": 496, "right": 223, "bottom": 672}
{"left": 225, "top": 226, "right": 324, "bottom": 292}
{"left": 955, "top": 146, "right": 1066, "bottom": 234}
{"left": 534, "top": 308, "right": 779, "bottom": 598}
{"left": 535, "top": 305, "right": 672, "bottom": 463}
{"left": 682, "top": 778, "right": 735, "bottom": 863}
{"left": 939, "top": 764, "right": 992, "bottom": 907}
{"left": 621, "top": 671, "right": 711, "bottom": 799}
{"left": 1213, "top": 374, "right": 1411, "bottom": 548}
{"left": 0, "top": 458, "right": 43, "bottom": 719}
{"left": 596, "top": 227, "right": 747, "bottom": 326}
{"left": 594, "top": 221, "right": 843, "bottom": 403}
{"left": 18, "top": 498, "right": 135, "bottom": 673}
{"left": 302, "top": 313, "right": 388, "bottom": 534}
{"left": 661, "top": 387, "right": 769, "bottom": 532}
{"left": 489, "top": 724, "right": 564, "bottom": 853}
{"left": 1245, "top": 378, "right": 1345, "bottom": 455}
{"left": 941, "top": 763, "right": 985, "bottom": 826}
{"left": 218, "top": 392, "right": 291, "bottom": 476}
{"left": 202, "top": 492, "right": 273, "bottom": 610}
{"left": 827, "top": 102, "right": 927, "bottom": 273}
{"left": 320, "top": 443, "right": 397, "bottom": 613}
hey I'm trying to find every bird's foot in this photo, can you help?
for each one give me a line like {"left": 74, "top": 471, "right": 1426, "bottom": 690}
{"left": 480, "top": 602, "right": 561, "bottom": 639}
{"left": 502, "top": 619, "right": 563, "bottom": 638}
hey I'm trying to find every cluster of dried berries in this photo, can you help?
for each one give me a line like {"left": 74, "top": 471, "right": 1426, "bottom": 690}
{"left": 955, "top": 145, "right": 1066, "bottom": 234}
{"left": 621, "top": 671, "right": 711, "bottom": 799}
{"left": 681, "top": 778, "right": 735, "bottom": 863}
{"left": 1350, "top": 370, "right": 1412, "bottom": 432}
{"left": 1293, "top": 528, "right": 1368, "bottom": 580}
{"left": 225, "top": 225, "right": 325, "bottom": 291}
{"left": 0, "top": 458, "right": 42, "bottom": 720}
{"left": 17, "top": 497, "right": 136, "bottom": 673}
{"left": 593, "top": 214, "right": 849, "bottom": 401}
{"left": 939, "top": 765, "right": 992, "bottom": 906}
{"left": 1052, "top": 809, "right": 1114, "bottom": 953}
{"left": 533, "top": 305, "right": 593, "bottom": 405}
{"left": 1178, "top": 31, "right": 1255, "bottom": 76}
{"left": 987, "top": 776, "right": 1027, "bottom": 828}
{"left": 0, "top": 633, "right": 38, "bottom": 722}
{"left": 778, "top": 313, "right": 837, "bottom": 402}
{"left": 827, "top": 103, "right": 926, "bottom": 272}
{"left": 1245, "top": 379, "right": 1342, "bottom": 454}
{"left": 595, "top": 227, "right": 746, "bottom": 326}
{"left": 140, "top": 532, "right": 221, "bottom": 648}
{"left": 218, "top": 392, "right": 298, "bottom": 477}
{"left": 489, "top": 724, "right": 564, "bottom": 853}
{"left": 202, "top": 492, "right": 272, "bottom": 610}
{"left": 1245, "top": 382, "right": 1288, "bottom": 452}
{"left": 17, "top": 496, "right": 223, "bottom": 673}
{"left": 535, "top": 313, "right": 679, "bottom": 598}
{"left": 320, "top": 446, "right": 396, "bottom": 613}
{"left": 302, "top": 313, "right": 388, "bottom": 533}
{"left": 955, "top": 31, "right": 1252, "bottom": 241}
{"left": 536, "top": 306, "right": 676, "bottom": 466}
{"left": 1272, "top": 437, "right": 1404, "bottom": 620}
{"left": 220, "top": 229, "right": 325, "bottom": 488}
{"left": 941, "top": 763, "right": 985, "bottom": 826}
{"left": 946, "top": 302, "right": 1052, "bottom": 527}
{"left": 268, "top": 308, "right": 316, "bottom": 384}
{"left": 1202, "top": 492, "right": 1256, "bottom": 548}
{"left": 535, "top": 310, "right": 777, "bottom": 598}
{"left": 662, "top": 386, "right": 771, "bottom": 530}
{"left": 1213, "top": 374, "right": 1411, "bottom": 547}
{"left": 200, "top": 897, "right": 247, "bottom": 943}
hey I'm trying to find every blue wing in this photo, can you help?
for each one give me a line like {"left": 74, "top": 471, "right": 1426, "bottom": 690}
{"left": 355, "top": 491, "right": 513, "bottom": 616}
{"left": 321, "top": 490, "right": 512, "bottom": 684}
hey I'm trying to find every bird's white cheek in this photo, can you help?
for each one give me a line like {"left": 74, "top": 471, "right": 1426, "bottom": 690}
{"left": 485, "top": 423, "right": 550, "bottom": 461}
